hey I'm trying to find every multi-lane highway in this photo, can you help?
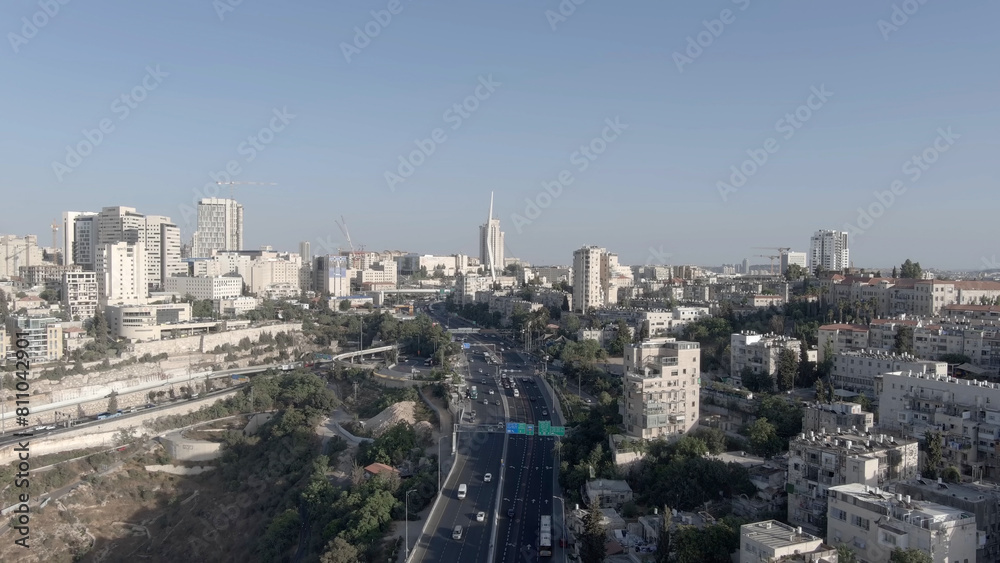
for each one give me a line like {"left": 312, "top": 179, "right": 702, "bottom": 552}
{"left": 412, "top": 303, "right": 559, "bottom": 563}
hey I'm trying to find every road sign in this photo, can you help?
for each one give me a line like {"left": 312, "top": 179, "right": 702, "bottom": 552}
{"left": 527, "top": 425, "right": 534, "bottom": 435}
{"left": 553, "top": 426, "right": 565, "bottom": 436}
{"left": 506, "top": 422, "right": 519, "bottom": 434}
{"left": 518, "top": 423, "right": 527, "bottom": 434}
{"left": 539, "top": 421, "right": 550, "bottom": 436}
{"left": 463, "top": 343, "right": 470, "bottom": 349}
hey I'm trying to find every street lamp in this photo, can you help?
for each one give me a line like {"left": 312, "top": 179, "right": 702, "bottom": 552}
{"left": 405, "top": 488, "right": 417, "bottom": 560}
{"left": 553, "top": 494, "right": 569, "bottom": 563}
{"left": 438, "top": 435, "right": 450, "bottom": 493}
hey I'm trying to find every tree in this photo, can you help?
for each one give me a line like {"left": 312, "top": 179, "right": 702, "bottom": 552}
{"left": 107, "top": 392, "right": 119, "bottom": 414}
{"left": 938, "top": 353, "right": 972, "bottom": 365}
{"left": 0, "top": 289, "right": 8, "bottom": 321}
{"left": 92, "top": 311, "right": 109, "bottom": 354}
{"left": 580, "top": 499, "right": 607, "bottom": 563}
{"left": 746, "top": 417, "right": 782, "bottom": 458}
{"left": 837, "top": 545, "right": 859, "bottom": 563}
{"left": 899, "top": 259, "right": 923, "bottom": 279}
{"left": 891, "top": 266, "right": 898, "bottom": 278}
{"left": 942, "top": 465, "right": 961, "bottom": 483}
{"left": 797, "top": 340, "right": 816, "bottom": 387}
{"left": 785, "top": 264, "right": 806, "bottom": 281}
{"left": 776, "top": 348, "right": 798, "bottom": 391}
{"left": 814, "top": 378, "right": 827, "bottom": 403}
{"left": 741, "top": 367, "right": 774, "bottom": 393}
{"left": 338, "top": 299, "right": 351, "bottom": 311}
{"left": 606, "top": 320, "right": 632, "bottom": 357}
{"left": 889, "top": 547, "right": 933, "bottom": 563}
{"left": 854, "top": 392, "right": 872, "bottom": 413}
{"left": 922, "top": 431, "right": 942, "bottom": 479}
{"left": 895, "top": 326, "right": 914, "bottom": 355}
{"left": 319, "top": 536, "right": 359, "bottom": 563}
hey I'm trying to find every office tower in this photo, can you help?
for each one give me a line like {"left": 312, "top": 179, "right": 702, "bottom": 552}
{"left": 71, "top": 214, "right": 99, "bottom": 269}
{"left": 479, "top": 192, "right": 504, "bottom": 281}
{"left": 780, "top": 251, "right": 808, "bottom": 273}
{"left": 96, "top": 206, "right": 146, "bottom": 246}
{"left": 809, "top": 230, "right": 849, "bottom": 272}
{"left": 314, "top": 255, "right": 350, "bottom": 297}
{"left": 299, "top": 241, "right": 311, "bottom": 264}
{"left": 143, "top": 215, "right": 183, "bottom": 290}
{"left": 96, "top": 242, "right": 148, "bottom": 305}
{"left": 62, "top": 211, "right": 96, "bottom": 266}
{"left": 192, "top": 198, "right": 244, "bottom": 258}
{"left": 741, "top": 258, "right": 749, "bottom": 274}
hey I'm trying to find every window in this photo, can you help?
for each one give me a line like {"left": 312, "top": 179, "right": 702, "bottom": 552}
{"left": 851, "top": 514, "right": 870, "bottom": 530}
{"left": 831, "top": 508, "right": 847, "bottom": 521}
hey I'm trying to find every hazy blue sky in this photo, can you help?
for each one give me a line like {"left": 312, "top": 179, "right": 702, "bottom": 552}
{"left": 2, "top": 1, "right": 997, "bottom": 270}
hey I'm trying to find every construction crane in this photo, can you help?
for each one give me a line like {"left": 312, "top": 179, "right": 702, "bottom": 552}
{"left": 754, "top": 255, "right": 781, "bottom": 275}
{"left": 334, "top": 216, "right": 354, "bottom": 252}
{"left": 753, "top": 247, "right": 792, "bottom": 256}
{"left": 50, "top": 219, "right": 60, "bottom": 251}
{"left": 215, "top": 181, "right": 278, "bottom": 200}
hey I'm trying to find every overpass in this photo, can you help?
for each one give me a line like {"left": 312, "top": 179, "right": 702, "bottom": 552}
{"left": 332, "top": 344, "right": 397, "bottom": 365}
{"left": 365, "top": 287, "right": 452, "bottom": 306}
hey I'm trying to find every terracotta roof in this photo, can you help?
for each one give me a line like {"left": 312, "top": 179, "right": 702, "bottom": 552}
{"left": 364, "top": 462, "right": 398, "bottom": 476}
{"left": 819, "top": 324, "right": 869, "bottom": 331}
{"left": 63, "top": 327, "right": 85, "bottom": 333}
{"left": 17, "top": 296, "right": 43, "bottom": 301}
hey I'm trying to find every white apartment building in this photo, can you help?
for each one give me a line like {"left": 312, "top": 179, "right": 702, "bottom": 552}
{"left": 809, "top": 230, "right": 849, "bottom": 272}
{"left": 96, "top": 242, "right": 148, "bottom": 305}
{"left": 0, "top": 235, "right": 45, "bottom": 279}
{"left": 532, "top": 266, "right": 572, "bottom": 285}
{"left": 643, "top": 307, "right": 710, "bottom": 336}
{"left": 397, "top": 254, "right": 469, "bottom": 277}
{"left": 730, "top": 332, "right": 802, "bottom": 381}
{"left": 573, "top": 246, "right": 621, "bottom": 313}
{"left": 355, "top": 261, "right": 397, "bottom": 286}
{"left": 215, "top": 296, "right": 260, "bottom": 318}
{"left": 314, "top": 255, "right": 351, "bottom": 297}
{"left": 787, "top": 430, "right": 919, "bottom": 535}
{"left": 739, "top": 520, "right": 833, "bottom": 563}
{"left": 819, "top": 276, "right": 1000, "bottom": 318}
{"left": 879, "top": 371, "right": 1000, "bottom": 481}
{"left": 817, "top": 324, "right": 871, "bottom": 362}
{"left": 831, "top": 349, "right": 946, "bottom": 399}
{"left": 868, "top": 319, "right": 921, "bottom": 353}
{"left": 456, "top": 273, "right": 492, "bottom": 306}
{"left": 248, "top": 252, "right": 303, "bottom": 297}
{"left": 62, "top": 271, "right": 98, "bottom": 321}
{"left": 780, "top": 251, "right": 808, "bottom": 274}
{"left": 192, "top": 198, "right": 243, "bottom": 258}
{"left": 801, "top": 402, "right": 874, "bottom": 435}
{"left": 146, "top": 216, "right": 183, "bottom": 289}
{"left": 621, "top": 337, "right": 700, "bottom": 440}
{"left": 827, "top": 483, "right": 977, "bottom": 563}
{"left": 5, "top": 316, "right": 62, "bottom": 362}
{"left": 164, "top": 276, "right": 243, "bottom": 301}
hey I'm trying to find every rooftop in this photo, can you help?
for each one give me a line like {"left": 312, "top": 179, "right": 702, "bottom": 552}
{"left": 830, "top": 483, "right": 975, "bottom": 527}
{"left": 740, "top": 520, "right": 821, "bottom": 549}
{"left": 586, "top": 479, "right": 633, "bottom": 493}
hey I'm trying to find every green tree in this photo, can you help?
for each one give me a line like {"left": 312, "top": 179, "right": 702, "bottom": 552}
{"left": 690, "top": 427, "right": 727, "bottom": 454}
{"left": 922, "top": 431, "right": 942, "bottom": 479}
{"left": 741, "top": 367, "right": 774, "bottom": 393}
{"left": 784, "top": 263, "right": 806, "bottom": 281}
{"left": 0, "top": 289, "right": 8, "bottom": 321}
{"left": 107, "top": 392, "right": 118, "bottom": 414}
{"left": 938, "top": 353, "right": 972, "bottom": 365}
{"left": 797, "top": 340, "right": 816, "bottom": 387}
{"left": 891, "top": 265, "right": 898, "bottom": 278}
{"left": 895, "top": 326, "right": 914, "bottom": 355}
{"left": 580, "top": 500, "right": 607, "bottom": 563}
{"left": 815, "top": 378, "right": 827, "bottom": 403}
{"left": 889, "top": 547, "right": 933, "bottom": 563}
{"left": 776, "top": 348, "right": 798, "bottom": 391}
{"left": 606, "top": 320, "right": 632, "bottom": 357}
{"left": 899, "top": 259, "right": 923, "bottom": 279}
{"left": 319, "top": 536, "right": 359, "bottom": 563}
{"left": 942, "top": 465, "right": 961, "bottom": 483}
{"left": 854, "top": 392, "right": 873, "bottom": 413}
{"left": 837, "top": 545, "right": 859, "bottom": 563}
{"left": 746, "top": 418, "right": 782, "bottom": 458}
{"left": 339, "top": 299, "right": 351, "bottom": 311}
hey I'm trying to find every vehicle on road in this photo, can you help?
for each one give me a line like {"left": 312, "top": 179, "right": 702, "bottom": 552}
{"left": 484, "top": 399, "right": 489, "bottom": 405}
{"left": 476, "top": 511, "right": 486, "bottom": 522}
{"left": 508, "top": 508, "right": 516, "bottom": 519}
{"left": 495, "top": 399, "right": 500, "bottom": 405}
{"left": 513, "top": 388, "right": 519, "bottom": 398}
{"left": 539, "top": 515, "right": 552, "bottom": 557}
{"left": 452, "top": 525, "right": 463, "bottom": 539}
{"left": 484, "top": 473, "right": 492, "bottom": 482}
{"left": 489, "top": 389, "right": 495, "bottom": 395}
{"left": 458, "top": 484, "right": 467, "bottom": 499}
{"left": 542, "top": 408, "right": 549, "bottom": 416}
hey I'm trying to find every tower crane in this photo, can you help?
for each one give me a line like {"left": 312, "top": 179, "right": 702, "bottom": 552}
{"left": 754, "top": 255, "right": 781, "bottom": 275}
{"left": 334, "top": 216, "right": 354, "bottom": 252}
{"left": 50, "top": 219, "right": 60, "bottom": 251}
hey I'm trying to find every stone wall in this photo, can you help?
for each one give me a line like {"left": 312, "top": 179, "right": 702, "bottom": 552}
{"left": 0, "top": 389, "right": 240, "bottom": 464}
{"left": 125, "top": 322, "right": 304, "bottom": 357}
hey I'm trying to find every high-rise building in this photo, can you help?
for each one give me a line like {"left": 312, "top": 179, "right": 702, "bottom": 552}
{"left": 192, "top": 198, "right": 244, "bottom": 258}
{"left": 62, "top": 211, "right": 96, "bottom": 266}
{"left": 479, "top": 192, "right": 504, "bottom": 281}
{"left": 571, "top": 246, "right": 622, "bottom": 313}
{"left": 314, "top": 255, "right": 351, "bottom": 297}
{"left": 96, "top": 242, "right": 148, "bottom": 305}
{"left": 621, "top": 337, "right": 701, "bottom": 440}
{"left": 71, "top": 214, "right": 99, "bottom": 269}
{"left": 779, "top": 251, "right": 807, "bottom": 274}
{"left": 809, "top": 230, "right": 849, "bottom": 272}
{"left": 299, "top": 241, "right": 311, "bottom": 264}
{"left": 143, "top": 215, "right": 183, "bottom": 290}
{"left": 63, "top": 271, "right": 99, "bottom": 320}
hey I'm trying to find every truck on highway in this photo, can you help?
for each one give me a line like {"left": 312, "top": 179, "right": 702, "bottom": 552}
{"left": 539, "top": 515, "right": 552, "bottom": 556}
{"left": 457, "top": 484, "right": 467, "bottom": 499}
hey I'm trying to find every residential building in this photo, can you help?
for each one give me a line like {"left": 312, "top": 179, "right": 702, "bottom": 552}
{"left": 739, "top": 520, "right": 835, "bottom": 563}
{"left": 573, "top": 246, "right": 621, "bottom": 312}
{"left": 802, "top": 402, "right": 874, "bottom": 435}
{"left": 817, "top": 324, "right": 870, "bottom": 362}
{"left": 780, "top": 251, "right": 808, "bottom": 274}
{"left": 355, "top": 260, "right": 397, "bottom": 286}
{"left": 809, "top": 230, "right": 849, "bottom": 272}
{"left": 818, "top": 276, "right": 1000, "bottom": 318}
{"left": 62, "top": 271, "right": 98, "bottom": 321}
{"left": 532, "top": 266, "right": 572, "bottom": 285}
{"left": 62, "top": 211, "right": 96, "bottom": 266}
{"left": 96, "top": 242, "right": 148, "bottom": 305}
{"left": 164, "top": 276, "right": 243, "bottom": 301}
{"left": 18, "top": 264, "right": 79, "bottom": 288}
{"left": 479, "top": 193, "right": 504, "bottom": 280}
{"left": 584, "top": 479, "right": 634, "bottom": 509}
{"left": 298, "top": 241, "right": 311, "bottom": 266}
{"left": 942, "top": 304, "right": 1000, "bottom": 324}
{"left": 397, "top": 254, "right": 469, "bottom": 277}
{"left": 878, "top": 371, "right": 1000, "bottom": 481}
{"left": 786, "top": 430, "right": 919, "bottom": 534}
{"left": 867, "top": 318, "right": 920, "bottom": 353}
{"left": 827, "top": 483, "right": 977, "bottom": 563}
{"left": 314, "top": 255, "right": 351, "bottom": 297}
{"left": 0, "top": 235, "right": 44, "bottom": 279}
{"left": 5, "top": 316, "right": 62, "bottom": 362}
{"left": 214, "top": 296, "right": 260, "bottom": 318}
{"left": 621, "top": 337, "right": 700, "bottom": 440}
{"left": 896, "top": 478, "right": 1000, "bottom": 563}
{"left": 730, "top": 332, "right": 803, "bottom": 382}
{"left": 70, "top": 214, "right": 99, "bottom": 269}
{"left": 643, "top": 307, "right": 710, "bottom": 336}
{"left": 192, "top": 198, "right": 243, "bottom": 258}
{"left": 831, "top": 350, "right": 946, "bottom": 398}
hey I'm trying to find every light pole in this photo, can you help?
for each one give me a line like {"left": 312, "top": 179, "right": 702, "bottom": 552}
{"left": 553, "top": 494, "right": 568, "bottom": 563}
{"left": 405, "top": 488, "right": 417, "bottom": 560}
{"left": 438, "top": 435, "right": 449, "bottom": 493}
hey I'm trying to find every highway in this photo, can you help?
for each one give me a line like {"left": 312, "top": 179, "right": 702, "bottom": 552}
{"left": 412, "top": 302, "right": 558, "bottom": 563}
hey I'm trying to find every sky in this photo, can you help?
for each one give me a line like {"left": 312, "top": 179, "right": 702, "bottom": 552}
{"left": 2, "top": 0, "right": 998, "bottom": 270}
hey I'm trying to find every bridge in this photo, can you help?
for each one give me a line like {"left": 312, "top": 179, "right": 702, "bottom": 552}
{"left": 365, "top": 287, "right": 452, "bottom": 305}
{"left": 332, "top": 344, "right": 397, "bottom": 365}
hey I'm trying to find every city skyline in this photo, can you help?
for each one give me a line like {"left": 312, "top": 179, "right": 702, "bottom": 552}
{"left": 3, "top": 2, "right": 998, "bottom": 269}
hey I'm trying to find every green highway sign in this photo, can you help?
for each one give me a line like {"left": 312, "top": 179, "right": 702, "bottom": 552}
{"left": 518, "top": 423, "right": 527, "bottom": 434}
{"left": 553, "top": 426, "right": 565, "bottom": 436}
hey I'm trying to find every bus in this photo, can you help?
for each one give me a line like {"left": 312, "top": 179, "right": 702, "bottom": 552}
{"left": 470, "top": 386, "right": 478, "bottom": 400}
{"left": 539, "top": 515, "right": 552, "bottom": 556}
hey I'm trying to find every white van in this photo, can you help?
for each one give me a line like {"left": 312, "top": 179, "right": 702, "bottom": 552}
{"left": 457, "top": 484, "right": 467, "bottom": 499}
{"left": 452, "top": 525, "right": 463, "bottom": 540}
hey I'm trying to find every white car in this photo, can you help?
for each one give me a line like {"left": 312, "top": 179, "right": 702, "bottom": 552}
{"left": 484, "top": 399, "right": 489, "bottom": 405}
{"left": 476, "top": 511, "right": 486, "bottom": 522}
{"left": 489, "top": 389, "right": 495, "bottom": 395}
{"left": 484, "top": 473, "right": 492, "bottom": 482}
